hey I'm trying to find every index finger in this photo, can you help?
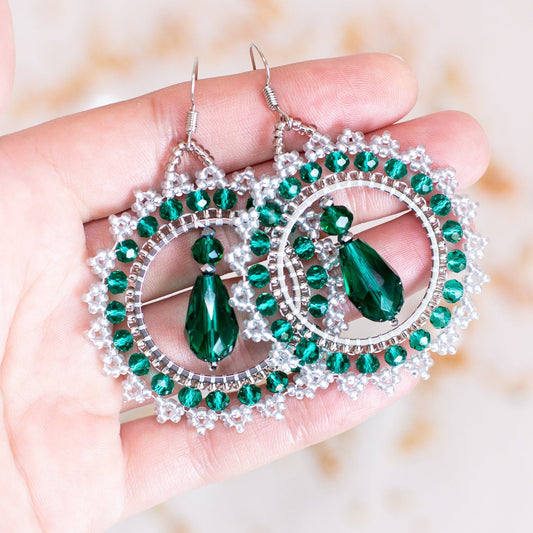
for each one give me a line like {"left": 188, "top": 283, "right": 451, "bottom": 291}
{"left": 0, "top": 54, "right": 417, "bottom": 222}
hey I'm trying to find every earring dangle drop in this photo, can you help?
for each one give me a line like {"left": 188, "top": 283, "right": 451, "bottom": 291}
{"left": 246, "top": 44, "right": 489, "bottom": 400}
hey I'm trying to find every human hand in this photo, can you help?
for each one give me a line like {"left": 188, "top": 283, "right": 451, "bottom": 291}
{"left": 0, "top": 7, "right": 489, "bottom": 532}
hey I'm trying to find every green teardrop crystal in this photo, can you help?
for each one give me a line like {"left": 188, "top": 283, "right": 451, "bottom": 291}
{"left": 339, "top": 238, "right": 404, "bottom": 322}
{"left": 185, "top": 273, "right": 239, "bottom": 363}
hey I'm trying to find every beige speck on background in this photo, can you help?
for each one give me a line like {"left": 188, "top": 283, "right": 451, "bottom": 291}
{"left": 398, "top": 417, "right": 435, "bottom": 454}
{"left": 2, "top": 0, "right": 532, "bottom": 532}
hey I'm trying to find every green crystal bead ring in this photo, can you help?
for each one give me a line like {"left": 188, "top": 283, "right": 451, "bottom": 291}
{"left": 267, "top": 170, "right": 447, "bottom": 354}
{"left": 261, "top": 118, "right": 486, "bottom": 403}
{"left": 124, "top": 209, "right": 274, "bottom": 390}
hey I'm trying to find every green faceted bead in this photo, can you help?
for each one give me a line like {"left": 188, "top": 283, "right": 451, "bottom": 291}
{"left": 430, "top": 194, "right": 452, "bottom": 216}
{"left": 185, "top": 273, "right": 239, "bottom": 363}
{"left": 159, "top": 198, "right": 183, "bottom": 221}
{"left": 266, "top": 371, "right": 289, "bottom": 393}
{"left": 278, "top": 177, "right": 302, "bottom": 199}
{"left": 270, "top": 319, "right": 293, "bottom": 342}
{"left": 106, "top": 270, "right": 128, "bottom": 294}
{"left": 205, "top": 390, "right": 230, "bottom": 411}
{"left": 339, "top": 238, "right": 404, "bottom": 322}
{"left": 309, "top": 294, "right": 329, "bottom": 318}
{"left": 250, "top": 231, "right": 270, "bottom": 256}
{"left": 128, "top": 353, "right": 150, "bottom": 376}
{"left": 411, "top": 173, "right": 433, "bottom": 195}
{"left": 354, "top": 151, "right": 379, "bottom": 172}
{"left": 186, "top": 190, "right": 210, "bottom": 211}
{"left": 178, "top": 386, "right": 203, "bottom": 408}
{"left": 320, "top": 205, "right": 354, "bottom": 235}
{"left": 191, "top": 234, "right": 224, "bottom": 265}
{"left": 115, "top": 239, "right": 139, "bottom": 263}
{"left": 443, "top": 279, "right": 464, "bottom": 303}
{"left": 447, "top": 250, "right": 467, "bottom": 273}
{"left": 151, "top": 373, "right": 174, "bottom": 396}
{"left": 113, "top": 329, "right": 134, "bottom": 352}
{"left": 295, "top": 338, "right": 320, "bottom": 364}
{"left": 137, "top": 216, "right": 159, "bottom": 238}
{"left": 248, "top": 264, "right": 270, "bottom": 288}
{"left": 326, "top": 352, "right": 350, "bottom": 374}
{"left": 213, "top": 189, "right": 237, "bottom": 209}
{"left": 105, "top": 300, "right": 126, "bottom": 324}
{"left": 325, "top": 151, "right": 350, "bottom": 172}
{"left": 442, "top": 220, "right": 463, "bottom": 243}
{"left": 306, "top": 265, "right": 328, "bottom": 289}
{"left": 237, "top": 384, "right": 262, "bottom": 405}
{"left": 246, "top": 197, "right": 255, "bottom": 210}
{"left": 300, "top": 162, "right": 322, "bottom": 183}
{"left": 384, "top": 345, "right": 407, "bottom": 366}
{"left": 356, "top": 353, "right": 380, "bottom": 374}
{"left": 256, "top": 293, "right": 278, "bottom": 316}
{"left": 384, "top": 158, "right": 407, "bottom": 179}
{"left": 430, "top": 306, "right": 452, "bottom": 329}
{"left": 293, "top": 236, "right": 315, "bottom": 260}
{"left": 258, "top": 202, "right": 282, "bottom": 226}
{"left": 409, "top": 329, "right": 431, "bottom": 351}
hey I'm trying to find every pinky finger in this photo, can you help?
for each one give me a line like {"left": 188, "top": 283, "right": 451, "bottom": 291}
{"left": 119, "top": 375, "right": 416, "bottom": 518}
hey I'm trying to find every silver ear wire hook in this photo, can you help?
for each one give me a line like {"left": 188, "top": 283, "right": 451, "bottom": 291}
{"left": 249, "top": 43, "right": 291, "bottom": 124}
{"left": 250, "top": 43, "right": 272, "bottom": 87}
{"left": 186, "top": 57, "right": 199, "bottom": 150}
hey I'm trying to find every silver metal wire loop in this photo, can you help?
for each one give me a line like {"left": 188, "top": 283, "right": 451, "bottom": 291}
{"left": 249, "top": 43, "right": 271, "bottom": 85}
{"left": 250, "top": 43, "right": 292, "bottom": 123}
{"left": 186, "top": 57, "right": 199, "bottom": 150}
{"left": 250, "top": 44, "right": 316, "bottom": 154}
{"left": 185, "top": 109, "right": 198, "bottom": 138}
{"left": 262, "top": 84, "right": 279, "bottom": 111}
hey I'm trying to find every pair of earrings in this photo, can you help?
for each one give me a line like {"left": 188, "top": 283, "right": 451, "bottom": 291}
{"left": 84, "top": 45, "right": 488, "bottom": 435}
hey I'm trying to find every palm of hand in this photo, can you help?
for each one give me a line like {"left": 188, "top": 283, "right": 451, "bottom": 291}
{"left": 0, "top": 15, "right": 489, "bottom": 533}
{"left": 1, "top": 130, "right": 126, "bottom": 531}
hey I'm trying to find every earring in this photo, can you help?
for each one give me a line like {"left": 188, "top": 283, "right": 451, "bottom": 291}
{"left": 84, "top": 59, "right": 304, "bottom": 434}
{"left": 84, "top": 50, "right": 488, "bottom": 436}
{"left": 243, "top": 44, "right": 489, "bottom": 400}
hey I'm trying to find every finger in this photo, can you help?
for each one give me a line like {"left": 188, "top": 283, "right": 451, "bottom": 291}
{"left": 211, "top": 109, "right": 490, "bottom": 190}
{"left": 380, "top": 110, "right": 490, "bottom": 188}
{"left": 120, "top": 375, "right": 416, "bottom": 517}
{"left": 2, "top": 54, "right": 417, "bottom": 222}
{"left": 0, "top": 0, "right": 15, "bottom": 112}
{"left": 85, "top": 109, "right": 487, "bottom": 302}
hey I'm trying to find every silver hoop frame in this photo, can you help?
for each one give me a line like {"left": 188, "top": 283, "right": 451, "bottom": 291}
{"left": 124, "top": 208, "right": 275, "bottom": 392}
